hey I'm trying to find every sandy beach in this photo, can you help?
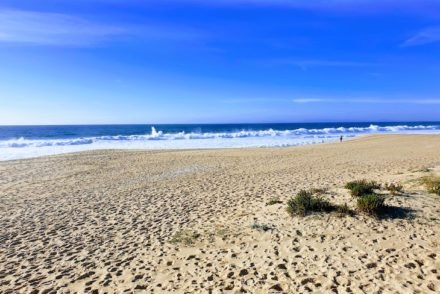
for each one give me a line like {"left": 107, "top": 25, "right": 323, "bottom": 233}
{"left": 1, "top": 134, "right": 440, "bottom": 293}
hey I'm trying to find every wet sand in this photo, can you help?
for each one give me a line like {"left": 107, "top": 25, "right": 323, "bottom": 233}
{"left": 1, "top": 135, "right": 440, "bottom": 293}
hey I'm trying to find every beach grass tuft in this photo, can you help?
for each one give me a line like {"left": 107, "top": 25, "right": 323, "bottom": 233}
{"left": 345, "top": 180, "right": 380, "bottom": 197}
{"left": 286, "top": 190, "right": 333, "bottom": 216}
{"left": 356, "top": 194, "right": 386, "bottom": 215}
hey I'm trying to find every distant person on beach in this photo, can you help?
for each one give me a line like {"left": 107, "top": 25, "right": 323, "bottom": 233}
{"left": 340, "top": 135, "right": 343, "bottom": 142}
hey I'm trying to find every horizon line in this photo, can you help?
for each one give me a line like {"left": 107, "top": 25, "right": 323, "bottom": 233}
{"left": 1, "top": 120, "right": 440, "bottom": 127}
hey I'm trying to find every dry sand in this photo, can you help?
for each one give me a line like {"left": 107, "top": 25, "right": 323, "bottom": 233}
{"left": 1, "top": 135, "right": 440, "bottom": 293}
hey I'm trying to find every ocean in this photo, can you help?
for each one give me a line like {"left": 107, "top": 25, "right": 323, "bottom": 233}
{"left": 0, "top": 122, "right": 439, "bottom": 161}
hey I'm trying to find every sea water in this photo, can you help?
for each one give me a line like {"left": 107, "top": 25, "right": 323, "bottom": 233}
{"left": 0, "top": 122, "right": 439, "bottom": 161}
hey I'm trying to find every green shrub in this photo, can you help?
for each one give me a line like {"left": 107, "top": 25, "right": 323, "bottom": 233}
{"left": 423, "top": 177, "right": 440, "bottom": 195}
{"left": 356, "top": 194, "right": 385, "bottom": 215}
{"left": 345, "top": 180, "right": 380, "bottom": 197}
{"left": 384, "top": 183, "right": 404, "bottom": 195}
{"left": 287, "top": 190, "right": 333, "bottom": 216}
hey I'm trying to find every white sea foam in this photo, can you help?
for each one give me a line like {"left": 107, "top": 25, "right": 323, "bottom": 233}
{"left": 0, "top": 124, "right": 439, "bottom": 161}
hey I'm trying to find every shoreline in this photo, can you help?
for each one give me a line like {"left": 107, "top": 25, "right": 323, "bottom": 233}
{"left": 1, "top": 133, "right": 438, "bottom": 163}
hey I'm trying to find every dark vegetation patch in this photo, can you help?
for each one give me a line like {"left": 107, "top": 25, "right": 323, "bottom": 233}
{"left": 356, "top": 194, "right": 386, "bottom": 216}
{"left": 286, "top": 190, "right": 334, "bottom": 216}
{"left": 345, "top": 180, "right": 380, "bottom": 197}
{"left": 287, "top": 190, "right": 354, "bottom": 217}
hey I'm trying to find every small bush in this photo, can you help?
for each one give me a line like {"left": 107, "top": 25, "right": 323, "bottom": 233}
{"left": 345, "top": 180, "right": 380, "bottom": 197}
{"left": 357, "top": 194, "right": 385, "bottom": 215}
{"left": 287, "top": 190, "right": 333, "bottom": 216}
{"left": 384, "top": 183, "right": 404, "bottom": 195}
{"left": 422, "top": 177, "right": 440, "bottom": 195}
{"left": 266, "top": 197, "right": 283, "bottom": 206}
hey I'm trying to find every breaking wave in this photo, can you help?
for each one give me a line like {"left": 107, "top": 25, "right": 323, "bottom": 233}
{"left": 1, "top": 124, "right": 439, "bottom": 148}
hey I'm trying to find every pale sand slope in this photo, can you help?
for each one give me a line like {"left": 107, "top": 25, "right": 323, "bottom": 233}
{"left": 1, "top": 135, "right": 440, "bottom": 293}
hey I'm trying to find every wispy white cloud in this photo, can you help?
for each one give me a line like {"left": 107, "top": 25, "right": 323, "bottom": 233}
{"left": 222, "top": 97, "right": 440, "bottom": 105}
{"left": 292, "top": 98, "right": 440, "bottom": 104}
{"left": 402, "top": 26, "right": 440, "bottom": 47}
{"left": 220, "top": 97, "right": 289, "bottom": 104}
{"left": 0, "top": 9, "right": 204, "bottom": 46}
{"left": 411, "top": 99, "right": 440, "bottom": 104}
{"left": 160, "top": 0, "right": 440, "bottom": 14}
{"left": 292, "top": 98, "right": 325, "bottom": 103}
{"left": 270, "top": 59, "right": 373, "bottom": 69}
{"left": 0, "top": 10, "right": 126, "bottom": 46}
{"left": 12, "top": 0, "right": 439, "bottom": 16}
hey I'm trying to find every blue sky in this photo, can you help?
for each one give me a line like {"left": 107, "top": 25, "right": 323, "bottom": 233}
{"left": 0, "top": 0, "right": 440, "bottom": 124}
